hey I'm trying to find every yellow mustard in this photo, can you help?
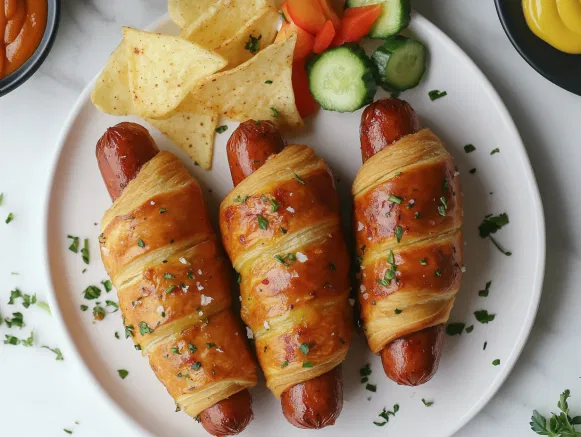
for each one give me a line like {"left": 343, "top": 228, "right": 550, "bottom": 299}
{"left": 522, "top": 0, "right": 581, "bottom": 54}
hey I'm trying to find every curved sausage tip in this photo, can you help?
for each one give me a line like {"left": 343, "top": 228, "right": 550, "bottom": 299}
{"left": 360, "top": 98, "right": 421, "bottom": 163}
{"left": 226, "top": 119, "right": 285, "bottom": 186}
{"left": 96, "top": 122, "right": 159, "bottom": 201}
{"left": 280, "top": 366, "right": 343, "bottom": 429}
{"left": 380, "top": 324, "right": 445, "bottom": 386}
{"left": 200, "top": 389, "right": 254, "bottom": 436}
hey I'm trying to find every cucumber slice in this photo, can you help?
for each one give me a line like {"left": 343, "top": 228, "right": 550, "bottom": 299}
{"left": 345, "top": 0, "right": 411, "bottom": 39}
{"left": 307, "top": 44, "right": 377, "bottom": 113}
{"left": 371, "top": 36, "right": 427, "bottom": 91}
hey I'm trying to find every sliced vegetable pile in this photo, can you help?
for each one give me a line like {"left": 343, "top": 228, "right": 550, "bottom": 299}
{"left": 280, "top": 0, "right": 428, "bottom": 114}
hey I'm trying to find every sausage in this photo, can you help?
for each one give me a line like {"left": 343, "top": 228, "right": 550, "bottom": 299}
{"left": 360, "top": 98, "right": 421, "bottom": 163}
{"left": 226, "top": 120, "right": 286, "bottom": 186}
{"left": 281, "top": 366, "right": 343, "bottom": 429}
{"left": 380, "top": 325, "right": 445, "bottom": 385}
{"left": 199, "top": 390, "right": 254, "bottom": 436}
{"left": 226, "top": 120, "right": 343, "bottom": 429}
{"left": 360, "top": 98, "right": 444, "bottom": 386}
{"left": 96, "top": 122, "right": 160, "bottom": 200}
{"left": 96, "top": 122, "right": 254, "bottom": 436}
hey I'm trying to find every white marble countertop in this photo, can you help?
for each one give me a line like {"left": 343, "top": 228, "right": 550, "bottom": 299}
{"left": 1, "top": 1, "right": 580, "bottom": 436}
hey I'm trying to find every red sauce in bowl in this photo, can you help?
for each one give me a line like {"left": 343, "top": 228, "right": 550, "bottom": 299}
{"left": 1, "top": 0, "right": 48, "bottom": 79}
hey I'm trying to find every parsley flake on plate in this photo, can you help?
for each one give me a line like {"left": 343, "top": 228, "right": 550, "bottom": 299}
{"left": 474, "top": 310, "right": 495, "bottom": 324}
{"left": 118, "top": 369, "right": 129, "bottom": 379}
{"left": 42, "top": 345, "right": 64, "bottom": 360}
{"left": 244, "top": 34, "right": 262, "bottom": 53}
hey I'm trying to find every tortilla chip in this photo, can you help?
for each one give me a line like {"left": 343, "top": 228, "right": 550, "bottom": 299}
{"left": 181, "top": 0, "right": 269, "bottom": 50}
{"left": 168, "top": 0, "right": 215, "bottom": 29}
{"left": 179, "top": 33, "right": 303, "bottom": 130}
{"left": 215, "top": 7, "right": 280, "bottom": 69}
{"left": 148, "top": 111, "right": 218, "bottom": 170}
{"left": 91, "top": 41, "right": 133, "bottom": 116}
{"left": 122, "top": 27, "right": 227, "bottom": 119}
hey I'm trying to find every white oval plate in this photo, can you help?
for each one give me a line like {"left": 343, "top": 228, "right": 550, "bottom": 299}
{"left": 43, "top": 12, "right": 545, "bottom": 437}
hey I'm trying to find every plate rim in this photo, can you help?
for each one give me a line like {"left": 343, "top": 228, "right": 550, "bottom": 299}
{"left": 41, "top": 11, "right": 546, "bottom": 437}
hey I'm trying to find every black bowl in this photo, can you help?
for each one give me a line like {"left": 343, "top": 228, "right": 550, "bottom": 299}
{"left": 495, "top": 0, "right": 581, "bottom": 96}
{"left": 0, "top": 0, "right": 61, "bottom": 97}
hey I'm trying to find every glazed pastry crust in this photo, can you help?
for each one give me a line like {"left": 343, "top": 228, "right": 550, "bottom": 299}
{"left": 219, "top": 145, "right": 352, "bottom": 398}
{"left": 100, "top": 151, "right": 257, "bottom": 417}
{"left": 352, "top": 129, "right": 464, "bottom": 353}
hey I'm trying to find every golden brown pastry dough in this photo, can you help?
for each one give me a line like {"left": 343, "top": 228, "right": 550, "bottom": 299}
{"left": 352, "top": 129, "right": 463, "bottom": 353}
{"left": 219, "top": 145, "right": 352, "bottom": 398}
{"left": 100, "top": 151, "right": 257, "bottom": 417}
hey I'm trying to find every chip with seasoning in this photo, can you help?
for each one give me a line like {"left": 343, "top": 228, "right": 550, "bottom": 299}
{"left": 180, "top": 0, "right": 270, "bottom": 51}
{"left": 168, "top": 0, "right": 215, "bottom": 29}
{"left": 214, "top": 7, "right": 280, "bottom": 68}
{"left": 147, "top": 111, "right": 218, "bottom": 170}
{"left": 178, "top": 33, "right": 303, "bottom": 130}
{"left": 123, "top": 27, "right": 227, "bottom": 119}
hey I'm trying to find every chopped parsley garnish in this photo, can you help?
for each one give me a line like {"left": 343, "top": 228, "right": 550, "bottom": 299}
{"left": 474, "top": 310, "right": 495, "bottom": 324}
{"left": 101, "top": 280, "right": 112, "bottom": 292}
{"left": 106, "top": 300, "right": 119, "bottom": 312}
{"left": 139, "top": 321, "right": 153, "bottom": 335}
{"left": 159, "top": 208, "right": 168, "bottom": 214}
{"left": 165, "top": 285, "right": 177, "bottom": 295}
{"left": 377, "top": 250, "right": 397, "bottom": 286}
{"left": 294, "top": 172, "right": 306, "bottom": 184}
{"left": 171, "top": 346, "right": 181, "bottom": 355}
{"left": 233, "top": 195, "right": 250, "bottom": 203}
{"left": 8, "top": 288, "right": 22, "bottom": 304}
{"left": 164, "top": 273, "right": 176, "bottom": 279}
{"left": 428, "top": 90, "right": 447, "bottom": 101}
{"left": 0, "top": 192, "right": 3, "bottom": 205}
{"left": 490, "top": 148, "right": 500, "bottom": 155}
{"left": 93, "top": 305, "right": 106, "bottom": 321}
{"left": 302, "top": 361, "right": 313, "bottom": 368}
{"left": 270, "top": 199, "right": 279, "bottom": 212}
{"left": 265, "top": 80, "right": 273, "bottom": 84}
{"left": 395, "top": 225, "right": 403, "bottom": 243}
{"left": 469, "top": 168, "right": 476, "bottom": 174}
{"left": 81, "top": 238, "right": 90, "bottom": 264}
{"left": 422, "top": 399, "right": 434, "bottom": 407}
{"left": 299, "top": 342, "right": 311, "bottom": 355}
{"left": 67, "top": 235, "right": 80, "bottom": 253}
{"left": 80, "top": 305, "right": 88, "bottom": 312}
{"left": 42, "top": 346, "right": 64, "bottom": 360}
{"left": 360, "top": 364, "right": 372, "bottom": 382}
{"left": 118, "top": 369, "right": 129, "bottom": 379}
{"left": 83, "top": 285, "right": 101, "bottom": 300}
{"left": 464, "top": 144, "right": 476, "bottom": 153}
{"left": 134, "top": 344, "right": 141, "bottom": 351}
{"left": 435, "top": 269, "right": 442, "bottom": 277}
{"left": 114, "top": 332, "right": 120, "bottom": 339}
{"left": 270, "top": 107, "right": 279, "bottom": 118}
{"left": 4, "top": 335, "right": 19, "bottom": 345}
{"left": 206, "top": 342, "right": 217, "bottom": 349}
{"left": 366, "top": 384, "right": 377, "bottom": 392}
{"left": 415, "top": 211, "right": 421, "bottom": 219}
{"left": 137, "top": 239, "right": 145, "bottom": 248}
{"left": 244, "top": 34, "right": 262, "bottom": 53}
{"left": 192, "top": 362, "right": 202, "bottom": 371}
{"left": 373, "top": 404, "right": 400, "bottom": 426}
{"left": 388, "top": 194, "right": 403, "bottom": 204}
{"left": 479, "top": 281, "right": 492, "bottom": 297}
{"left": 446, "top": 323, "right": 465, "bottom": 336}
{"left": 394, "top": 309, "right": 402, "bottom": 314}
{"left": 188, "top": 344, "right": 197, "bottom": 353}
{"left": 420, "top": 258, "right": 427, "bottom": 265}
{"left": 63, "top": 430, "right": 72, "bottom": 435}
{"left": 280, "top": 227, "right": 288, "bottom": 234}
{"left": 125, "top": 324, "right": 135, "bottom": 338}
{"left": 257, "top": 215, "right": 269, "bottom": 230}
{"left": 479, "top": 213, "right": 509, "bottom": 238}
{"left": 483, "top": 341, "right": 487, "bottom": 350}
{"left": 274, "top": 253, "right": 296, "bottom": 267}
{"left": 281, "top": 360, "right": 289, "bottom": 368}
{"left": 492, "top": 359, "right": 500, "bottom": 366}
{"left": 5, "top": 212, "right": 14, "bottom": 224}
{"left": 4, "top": 312, "right": 24, "bottom": 328}
{"left": 466, "top": 325, "right": 474, "bottom": 333}
{"left": 237, "top": 273, "right": 242, "bottom": 284}
{"left": 215, "top": 125, "right": 228, "bottom": 134}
